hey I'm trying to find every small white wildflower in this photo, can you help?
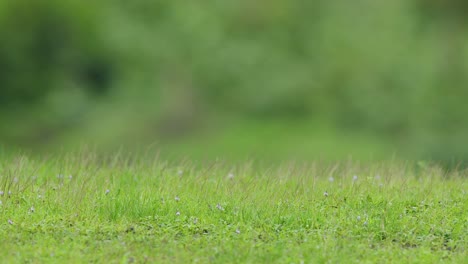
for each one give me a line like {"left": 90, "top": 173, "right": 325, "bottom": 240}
{"left": 178, "top": 170, "right": 183, "bottom": 176}
{"left": 323, "top": 191, "right": 329, "bottom": 197}
{"left": 30, "top": 206, "right": 35, "bottom": 213}
{"left": 353, "top": 175, "right": 358, "bottom": 181}
{"left": 176, "top": 211, "right": 180, "bottom": 216}
{"left": 68, "top": 175, "right": 73, "bottom": 180}
{"left": 328, "top": 177, "right": 334, "bottom": 182}
{"left": 8, "top": 191, "right": 11, "bottom": 196}
{"left": 57, "top": 174, "right": 64, "bottom": 179}
{"left": 193, "top": 218, "right": 198, "bottom": 224}
{"left": 379, "top": 183, "right": 383, "bottom": 188}
{"left": 235, "top": 229, "right": 241, "bottom": 234}
{"left": 105, "top": 189, "right": 110, "bottom": 195}
{"left": 363, "top": 221, "right": 368, "bottom": 226}
{"left": 0, "top": 200, "right": 2, "bottom": 205}
{"left": 216, "top": 203, "right": 224, "bottom": 211}
{"left": 13, "top": 177, "right": 19, "bottom": 183}
{"left": 0, "top": 191, "right": 3, "bottom": 196}
{"left": 8, "top": 219, "right": 14, "bottom": 225}
{"left": 375, "top": 174, "right": 381, "bottom": 180}
{"left": 175, "top": 196, "right": 180, "bottom": 202}
{"left": 227, "top": 173, "right": 234, "bottom": 179}
{"left": 357, "top": 216, "right": 361, "bottom": 221}
{"left": 38, "top": 194, "right": 42, "bottom": 199}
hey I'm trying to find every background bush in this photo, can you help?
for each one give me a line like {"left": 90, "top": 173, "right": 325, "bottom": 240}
{"left": 1, "top": 0, "right": 468, "bottom": 164}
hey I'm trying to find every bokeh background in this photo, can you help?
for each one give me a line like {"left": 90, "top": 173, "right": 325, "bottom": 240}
{"left": 1, "top": 0, "right": 468, "bottom": 165}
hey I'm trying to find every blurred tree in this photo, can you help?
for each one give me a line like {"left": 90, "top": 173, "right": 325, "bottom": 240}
{"left": 417, "top": 0, "right": 468, "bottom": 22}
{"left": 414, "top": 0, "right": 468, "bottom": 164}
{"left": 0, "top": 0, "right": 113, "bottom": 107}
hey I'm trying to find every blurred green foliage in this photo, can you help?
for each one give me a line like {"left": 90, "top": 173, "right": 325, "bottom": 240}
{"left": 0, "top": 0, "right": 112, "bottom": 106}
{"left": 1, "top": 0, "right": 468, "bottom": 164}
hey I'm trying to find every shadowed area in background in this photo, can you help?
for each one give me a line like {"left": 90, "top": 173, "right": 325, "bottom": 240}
{"left": 1, "top": 0, "right": 468, "bottom": 166}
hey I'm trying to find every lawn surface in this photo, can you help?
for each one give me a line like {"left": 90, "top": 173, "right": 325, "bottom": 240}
{"left": 0, "top": 153, "right": 467, "bottom": 263}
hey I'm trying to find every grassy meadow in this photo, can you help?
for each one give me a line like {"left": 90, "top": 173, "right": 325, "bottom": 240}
{"left": 0, "top": 152, "right": 466, "bottom": 263}
{"left": 2, "top": 1, "right": 468, "bottom": 263}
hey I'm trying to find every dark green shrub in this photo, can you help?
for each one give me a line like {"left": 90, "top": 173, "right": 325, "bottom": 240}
{"left": 0, "top": 0, "right": 113, "bottom": 107}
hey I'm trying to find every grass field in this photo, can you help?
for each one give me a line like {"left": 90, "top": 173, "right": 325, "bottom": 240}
{"left": 0, "top": 152, "right": 466, "bottom": 263}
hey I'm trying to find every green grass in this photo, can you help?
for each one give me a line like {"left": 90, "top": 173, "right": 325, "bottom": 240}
{"left": 51, "top": 118, "right": 394, "bottom": 163}
{"left": 159, "top": 119, "right": 394, "bottom": 162}
{"left": 0, "top": 153, "right": 467, "bottom": 263}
